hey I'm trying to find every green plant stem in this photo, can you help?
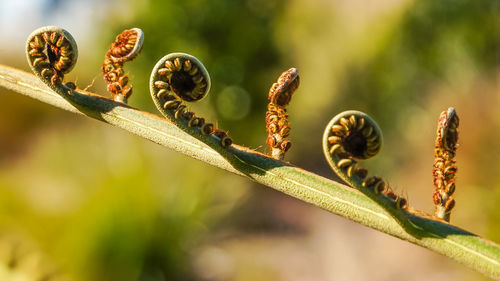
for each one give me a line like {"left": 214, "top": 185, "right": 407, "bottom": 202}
{"left": 0, "top": 64, "right": 499, "bottom": 279}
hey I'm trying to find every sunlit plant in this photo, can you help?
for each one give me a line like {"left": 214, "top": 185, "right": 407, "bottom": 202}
{"left": 0, "top": 26, "right": 498, "bottom": 280}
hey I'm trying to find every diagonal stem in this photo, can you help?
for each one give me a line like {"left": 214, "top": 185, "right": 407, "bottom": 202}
{"left": 0, "top": 64, "right": 499, "bottom": 279}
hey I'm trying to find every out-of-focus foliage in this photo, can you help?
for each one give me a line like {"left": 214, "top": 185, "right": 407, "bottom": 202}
{"left": 0, "top": 123, "right": 249, "bottom": 281}
{"left": 0, "top": 0, "right": 499, "bottom": 280}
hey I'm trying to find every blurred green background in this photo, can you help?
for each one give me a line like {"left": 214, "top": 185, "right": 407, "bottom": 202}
{"left": 0, "top": 0, "right": 499, "bottom": 280}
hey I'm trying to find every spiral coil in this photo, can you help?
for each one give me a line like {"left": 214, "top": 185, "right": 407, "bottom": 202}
{"left": 26, "top": 26, "right": 78, "bottom": 94}
{"left": 150, "top": 53, "right": 232, "bottom": 147}
{"left": 323, "top": 111, "right": 408, "bottom": 210}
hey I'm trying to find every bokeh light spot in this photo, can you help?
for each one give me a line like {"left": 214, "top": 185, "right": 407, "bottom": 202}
{"left": 216, "top": 86, "right": 252, "bottom": 120}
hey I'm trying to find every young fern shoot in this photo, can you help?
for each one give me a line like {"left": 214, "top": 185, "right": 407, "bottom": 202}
{"left": 102, "top": 28, "right": 144, "bottom": 103}
{"left": 26, "top": 26, "right": 78, "bottom": 95}
{"left": 149, "top": 53, "right": 232, "bottom": 148}
{"left": 322, "top": 111, "right": 409, "bottom": 215}
{"left": 432, "top": 107, "right": 459, "bottom": 222}
{"left": 265, "top": 68, "right": 300, "bottom": 160}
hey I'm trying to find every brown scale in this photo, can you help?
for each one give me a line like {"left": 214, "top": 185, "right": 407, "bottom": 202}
{"left": 102, "top": 28, "right": 143, "bottom": 103}
{"left": 213, "top": 129, "right": 233, "bottom": 148}
{"left": 153, "top": 56, "right": 232, "bottom": 147}
{"left": 265, "top": 68, "right": 300, "bottom": 159}
{"left": 27, "top": 31, "right": 75, "bottom": 86}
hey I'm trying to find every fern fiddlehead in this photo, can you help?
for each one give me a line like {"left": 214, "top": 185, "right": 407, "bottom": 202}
{"left": 102, "top": 28, "right": 144, "bottom": 103}
{"left": 149, "top": 53, "right": 232, "bottom": 148}
{"left": 265, "top": 68, "right": 300, "bottom": 160}
{"left": 322, "top": 111, "right": 409, "bottom": 212}
{"left": 26, "top": 26, "right": 78, "bottom": 95}
{"left": 432, "top": 107, "right": 459, "bottom": 222}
